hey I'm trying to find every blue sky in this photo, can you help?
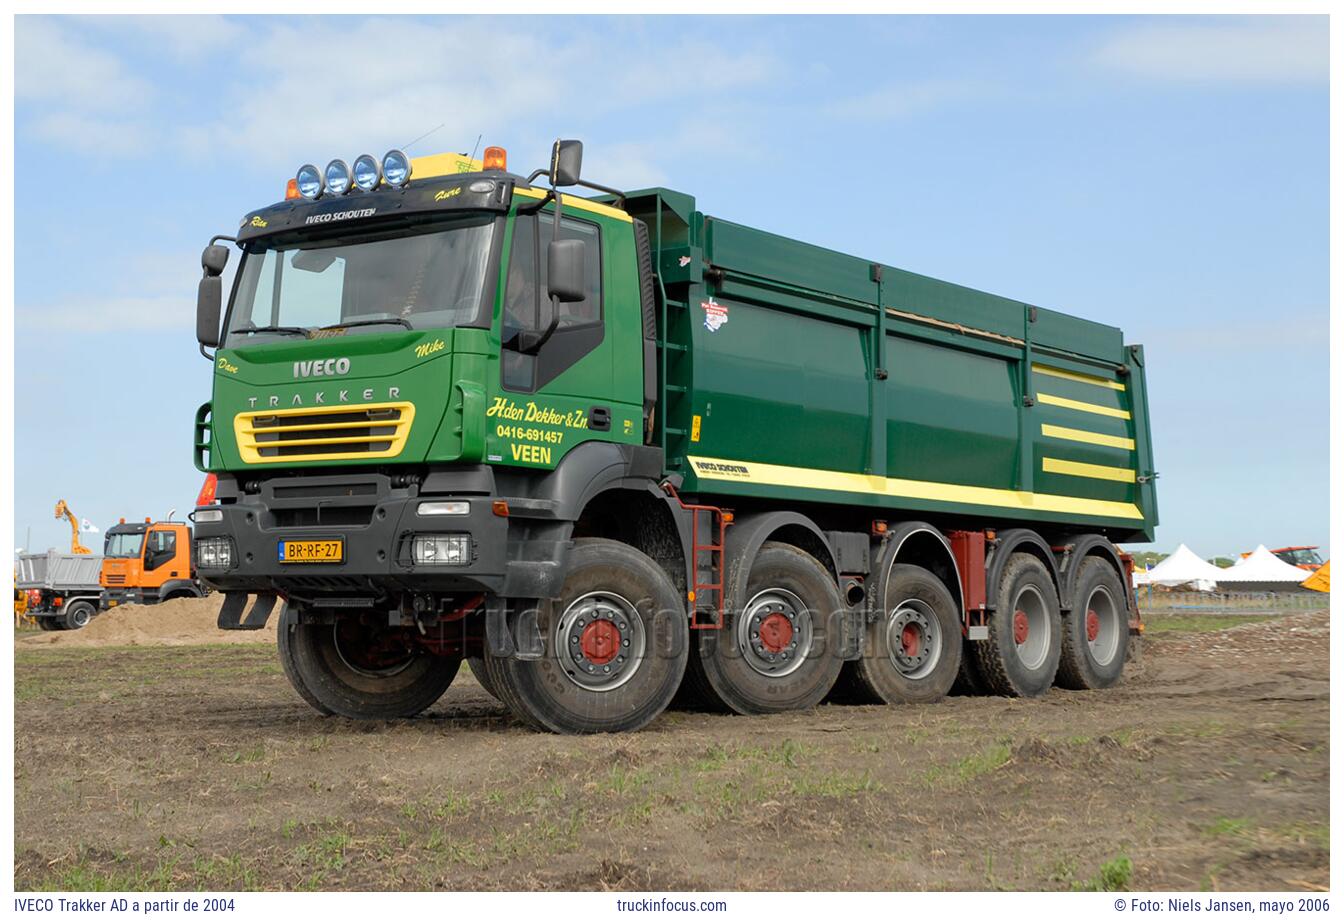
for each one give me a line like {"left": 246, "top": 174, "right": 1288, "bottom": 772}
{"left": 13, "top": 14, "right": 1329, "bottom": 559}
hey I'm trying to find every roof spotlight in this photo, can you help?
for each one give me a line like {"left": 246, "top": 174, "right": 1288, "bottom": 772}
{"left": 352, "top": 154, "right": 381, "bottom": 192}
{"left": 295, "top": 164, "right": 323, "bottom": 199}
{"left": 382, "top": 149, "right": 411, "bottom": 187}
{"left": 325, "top": 159, "right": 353, "bottom": 196}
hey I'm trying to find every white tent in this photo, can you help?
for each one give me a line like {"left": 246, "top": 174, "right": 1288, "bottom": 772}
{"left": 1132, "top": 544, "right": 1226, "bottom": 591}
{"left": 1217, "top": 545, "right": 1309, "bottom": 584}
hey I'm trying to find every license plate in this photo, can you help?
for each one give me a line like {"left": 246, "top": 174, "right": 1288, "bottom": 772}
{"left": 278, "top": 539, "right": 344, "bottom": 563}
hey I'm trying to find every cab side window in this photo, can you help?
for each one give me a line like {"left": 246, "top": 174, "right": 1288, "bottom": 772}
{"left": 502, "top": 212, "right": 603, "bottom": 391}
{"left": 145, "top": 530, "right": 177, "bottom": 571}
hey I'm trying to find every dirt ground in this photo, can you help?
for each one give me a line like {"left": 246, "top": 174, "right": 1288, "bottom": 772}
{"left": 13, "top": 600, "right": 1330, "bottom": 892}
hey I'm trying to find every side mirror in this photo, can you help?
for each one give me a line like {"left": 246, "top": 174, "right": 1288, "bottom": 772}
{"left": 549, "top": 139, "right": 583, "bottom": 187}
{"left": 202, "top": 245, "right": 229, "bottom": 277}
{"left": 547, "top": 239, "right": 586, "bottom": 303}
{"left": 197, "top": 276, "right": 222, "bottom": 348}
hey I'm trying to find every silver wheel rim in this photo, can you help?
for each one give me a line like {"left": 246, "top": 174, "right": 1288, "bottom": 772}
{"left": 886, "top": 598, "right": 943, "bottom": 680}
{"left": 1011, "top": 584, "right": 1051, "bottom": 671}
{"left": 738, "top": 588, "right": 813, "bottom": 678}
{"left": 70, "top": 605, "right": 91, "bottom": 627}
{"left": 1084, "top": 585, "right": 1122, "bottom": 667}
{"left": 557, "top": 591, "right": 645, "bottom": 692}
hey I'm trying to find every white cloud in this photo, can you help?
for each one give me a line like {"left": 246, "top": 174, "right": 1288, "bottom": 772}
{"left": 26, "top": 111, "right": 153, "bottom": 157}
{"left": 17, "top": 15, "right": 784, "bottom": 177}
{"left": 1091, "top": 17, "right": 1327, "bottom": 85}
{"left": 15, "top": 17, "right": 155, "bottom": 107}
{"left": 826, "top": 78, "right": 988, "bottom": 121}
{"left": 80, "top": 14, "right": 247, "bottom": 61}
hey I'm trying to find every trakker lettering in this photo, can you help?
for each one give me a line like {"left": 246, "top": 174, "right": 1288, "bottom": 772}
{"left": 293, "top": 357, "right": 351, "bottom": 379}
{"left": 192, "top": 137, "right": 1156, "bottom": 736}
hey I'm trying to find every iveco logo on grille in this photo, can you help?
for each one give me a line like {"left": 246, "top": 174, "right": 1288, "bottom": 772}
{"left": 294, "top": 358, "right": 351, "bottom": 379}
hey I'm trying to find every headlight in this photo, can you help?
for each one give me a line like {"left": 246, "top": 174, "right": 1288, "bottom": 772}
{"left": 295, "top": 163, "right": 323, "bottom": 199}
{"left": 325, "top": 159, "right": 352, "bottom": 196}
{"left": 352, "top": 154, "right": 381, "bottom": 191}
{"left": 412, "top": 535, "right": 471, "bottom": 566}
{"left": 417, "top": 501, "right": 469, "bottom": 516}
{"left": 194, "top": 509, "right": 223, "bottom": 523}
{"left": 195, "top": 536, "right": 236, "bottom": 569}
{"left": 382, "top": 149, "right": 411, "bottom": 187}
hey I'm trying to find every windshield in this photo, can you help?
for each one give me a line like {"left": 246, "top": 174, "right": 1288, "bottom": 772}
{"left": 1279, "top": 549, "right": 1323, "bottom": 566}
{"left": 224, "top": 218, "right": 496, "bottom": 347}
{"left": 105, "top": 532, "right": 144, "bottom": 558}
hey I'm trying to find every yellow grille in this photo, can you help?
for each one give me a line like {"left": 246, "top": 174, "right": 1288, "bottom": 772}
{"left": 234, "top": 401, "right": 415, "bottom": 464}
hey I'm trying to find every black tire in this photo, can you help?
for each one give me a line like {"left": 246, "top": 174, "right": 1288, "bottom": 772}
{"left": 1056, "top": 557, "right": 1129, "bottom": 690}
{"left": 60, "top": 600, "right": 96, "bottom": 630}
{"left": 278, "top": 610, "right": 459, "bottom": 719}
{"left": 465, "top": 656, "right": 498, "bottom": 699}
{"left": 854, "top": 564, "right": 962, "bottom": 704}
{"left": 489, "top": 538, "right": 688, "bottom": 734}
{"left": 950, "top": 640, "right": 989, "bottom": 696}
{"left": 277, "top": 605, "right": 333, "bottom": 715}
{"left": 973, "top": 553, "right": 1062, "bottom": 698}
{"left": 694, "top": 542, "right": 844, "bottom": 715}
{"left": 36, "top": 617, "right": 61, "bottom": 632}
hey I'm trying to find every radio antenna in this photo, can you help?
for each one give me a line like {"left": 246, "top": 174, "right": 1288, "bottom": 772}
{"left": 403, "top": 122, "right": 445, "bottom": 152}
{"left": 468, "top": 133, "right": 483, "bottom": 164}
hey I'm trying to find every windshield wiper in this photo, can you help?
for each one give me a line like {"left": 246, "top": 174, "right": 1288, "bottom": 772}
{"left": 238, "top": 325, "right": 309, "bottom": 337}
{"left": 318, "top": 316, "right": 413, "bottom": 331}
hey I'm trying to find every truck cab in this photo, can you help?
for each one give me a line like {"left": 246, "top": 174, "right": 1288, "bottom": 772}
{"left": 101, "top": 519, "right": 201, "bottom": 608}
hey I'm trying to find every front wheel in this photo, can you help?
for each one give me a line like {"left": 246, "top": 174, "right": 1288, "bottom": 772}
{"left": 693, "top": 542, "right": 844, "bottom": 715}
{"left": 487, "top": 539, "right": 688, "bottom": 734}
{"left": 853, "top": 564, "right": 962, "bottom": 704}
{"left": 278, "top": 613, "right": 459, "bottom": 719}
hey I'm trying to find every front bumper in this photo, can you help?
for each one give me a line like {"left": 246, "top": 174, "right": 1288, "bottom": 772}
{"left": 102, "top": 588, "right": 154, "bottom": 609}
{"left": 193, "top": 468, "right": 563, "bottom": 603}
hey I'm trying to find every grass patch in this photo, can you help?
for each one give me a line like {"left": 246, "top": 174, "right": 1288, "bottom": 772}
{"left": 924, "top": 743, "right": 1012, "bottom": 786}
{"left": 1077, "top": 855, "right": 1133, "bottom": 891}
{"left": 1205, "top": 817, "right": 1252, "bottom": 838}
{"left": 1142, "top": 614, "right": 1275, "bottom": 635}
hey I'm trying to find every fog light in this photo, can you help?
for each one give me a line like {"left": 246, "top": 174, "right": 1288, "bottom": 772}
{"left": 195, "top": 536, "right": 235, "bottom": 569}
{"left": 325, "top": 159, "right": 352, "bottom": 196}
{"left": 382, "top": 149, "right": 411, "bottom": 187}
{"left": 296, "top": 164, "right": 323, "bottom": 199}
{"left": 194, "top": 509, "right": 223, "bottom": 523}
{"left": 412, "top": 535, "right": 471, "bottom": 566}
{"left": 417, "top": 500, "right": 469, "bottom": 516}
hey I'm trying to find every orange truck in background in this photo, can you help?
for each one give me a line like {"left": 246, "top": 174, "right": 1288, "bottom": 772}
{"left": 100, "top": 518, "right": 207, "bottom": 609}
{"left": 1238, "top": 545, "right": 1324, "bottom": 572}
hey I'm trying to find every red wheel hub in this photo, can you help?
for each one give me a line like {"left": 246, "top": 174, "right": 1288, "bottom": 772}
{"left": 579, "top": 619, "right": 621, "bottom": 665}
{"left": 901, "top": 622, "right": 922, "bottom": 658}
{"left": 758, "top": 612, "right": 794, "bottom": 654}
{"left": 1012, "top": 610, "right": 1030, "bottom": 645}
{"left": 1085, "top": 609, "right": 1100, "bottom": 643}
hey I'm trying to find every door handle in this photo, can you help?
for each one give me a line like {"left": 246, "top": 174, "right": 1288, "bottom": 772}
{"left": 590, "top": 406, "right": 611, "bottom": 431}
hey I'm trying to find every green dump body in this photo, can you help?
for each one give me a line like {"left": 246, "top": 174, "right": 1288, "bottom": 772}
{"left": 627, "top": 189, "right": 1157, "bottom": 543}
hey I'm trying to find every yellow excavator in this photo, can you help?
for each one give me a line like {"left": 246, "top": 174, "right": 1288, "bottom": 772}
{"left": 54, "top": 500, "right": 93, "bottom": 555}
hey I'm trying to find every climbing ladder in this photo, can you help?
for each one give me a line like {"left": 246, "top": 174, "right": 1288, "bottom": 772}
{"left": 662, "top": 483, "right": 730, "bottom": 630}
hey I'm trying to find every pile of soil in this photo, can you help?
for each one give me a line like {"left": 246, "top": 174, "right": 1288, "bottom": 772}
{"left": 18, "top": 594, "right": 277, "bottom": 649}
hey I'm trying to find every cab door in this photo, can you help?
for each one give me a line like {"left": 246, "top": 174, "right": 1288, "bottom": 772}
{"left": 488, "top": 206, "right": 643, "bottom": 470}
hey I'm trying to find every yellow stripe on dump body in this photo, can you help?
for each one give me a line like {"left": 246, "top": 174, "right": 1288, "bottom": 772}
{"left": 1036, "top": 392, "right": 1132, "bottom": 420}
{"left": 686, "top": 456, "right": 1144, "bottom": 521}
{"left": 1032, "top": 364, "right": 1127, "bottom": 391}
{"left": 1041, "top": 457, "right": 1137, "bottom": 483}
{"left": 1040, "top": 423, "right": 1136, "bottom": 451}
{"left": 512, "top": 186, "right": 633, "bottom": 223}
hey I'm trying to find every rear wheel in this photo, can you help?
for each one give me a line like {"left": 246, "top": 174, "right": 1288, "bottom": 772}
{"left": 37, "top": 617, "right": 61, "bottom": 632}
{"left": 694, "top": 542, "right": 843, "bottom": 715}
{"left": 854, "top": 564, "right": 961, "bottom": 704}
{"left": 973, "top": 553, "right": 1062, "bottom": 698}
{"left": 1056, "top": 557, "right": 1129, "bottom": 690}
{"left": 60, "top": 600, "right": 96, "bottom": 630}
{"left": 488, "top": 539, "right": 687, "bottom": 734}
{"left": 278, "top": 612, "right": 459, "bottom": 719}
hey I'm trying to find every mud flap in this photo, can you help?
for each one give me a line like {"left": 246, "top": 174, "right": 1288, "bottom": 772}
{"left": 217, "top": 592, "right": 278, "bottom": 630}
{"left": 485, "top": 601, "right": 544, "bottom": 660}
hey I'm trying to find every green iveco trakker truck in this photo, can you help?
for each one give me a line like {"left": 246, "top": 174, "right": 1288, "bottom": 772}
{"left": 192, "top": 140, "right": 1157, "bottom": 733}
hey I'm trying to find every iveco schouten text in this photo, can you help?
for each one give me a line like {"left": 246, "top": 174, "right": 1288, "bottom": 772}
{"left": 192, "top": 140, "right": 1157, "bottom": 732}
